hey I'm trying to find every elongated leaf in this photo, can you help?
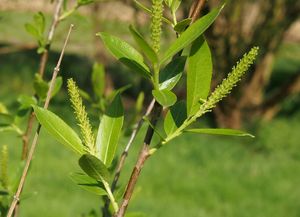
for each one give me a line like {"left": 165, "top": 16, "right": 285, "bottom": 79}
{"left": 185, "top": 128, "right": 255, "bottom": 138}
{"left": 70, "top": 172, "right": 107, "bottom": 195}
{"left": 159, "top": 56, "right": 186, "bottom": 90}
{"left": 187, "top": 36, "right": 212, "bottom": 116}
{"left": 171, "top": 0, "right": 181, "bottom": 13}
{"left": 33, "top": 12, "right": 45, "bottom": 34}
{"left": 79, "top": 154, "right": 110, "bottom": 181}
{"left": 161, "top": 5, "right": 223, "bottom": 63}
{"left": 33, "top": 106, "right": 84, "bottom": 154}
{"left": 96, "top": 93, "right": 124, "bottom": 166}
{"left": 92, "top": 63, "right": 105, "bottom": 98}
{"left": 24, "top": 23, "right": 39, "bottom": 38}
{"left": 174, "top": 18, "right": 192, "bottom": 33}
{"left": 164, "top": 101, "right": 187, "bottom": 136}
{"left": 129, "top": 25, "right": 158, "bottom": 63}
{"left": 152, "top": 89, "right": 177, "bottom": 107}
{"left": 97, "top": 32, "right": 151, "bottom": 79}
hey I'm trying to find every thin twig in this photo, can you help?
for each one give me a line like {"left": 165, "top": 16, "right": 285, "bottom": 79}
{"left": 114, "top": 1, "right": 206, "bottom": 216}
{"left": 6, "top": 24, "right": 74, "bottom": 217}
{"left": 189, "top": 0, "right": 206, "bottom": 22}
{"left": 39, "top": 0, "right": 64, "bottom": 77}
{"left": 103, "top": 99, "right": 155, "bottom": 215}
{"left": 114, "top": 102, "right": 162, "bottom": 217}
{"left": 21, "top": 0, "right": 64, "bottom": 161}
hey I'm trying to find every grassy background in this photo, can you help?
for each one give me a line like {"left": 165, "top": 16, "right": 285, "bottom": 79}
{"left": 1, "top": 114, "right": 300, "bottom": 217}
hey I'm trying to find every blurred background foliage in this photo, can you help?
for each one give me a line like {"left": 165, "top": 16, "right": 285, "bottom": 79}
{"left": 0, "top": 0, "right": 299, "bottom": 216}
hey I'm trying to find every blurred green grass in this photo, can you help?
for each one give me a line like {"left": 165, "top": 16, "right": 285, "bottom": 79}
{"left": 1, "top": 113, "right": 300, "bottom": 217}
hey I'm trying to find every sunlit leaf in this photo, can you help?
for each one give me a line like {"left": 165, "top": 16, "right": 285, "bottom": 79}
{"left": 97, "top": 32, "right": 151, "bottom": 79}
{"left": 159, "top": 56, "right": 186, "bottom": 90}
{"left": 152, "top": 89, "right": 177, "bottom": 107}
{"left": 185, "top": 128, "right": 255, "bottom": 138}
{"left": 187, "top": 36, "right": 212, "bottom": 116}
{"left": 161, "top": 5, "right": 224, "bottom": 63}
{"left": 96, "top": 93, "right": 124, "bottom": 167}
{"left": 33, "top": 106, "right": 85, "bottom": 154}
{"left": 129, "top": 25, "right": 158, "bottom": 63}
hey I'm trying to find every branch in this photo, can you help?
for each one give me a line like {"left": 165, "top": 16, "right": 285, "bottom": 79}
{"left": 6, "top": 24, "right": 74, "bottom": 217}
{"left": 103, "top": 99, "right": 155, "bottom": 216}
{"left": 114, "top": 102, "right": 162, "bottom": 217}
{"left": 189, "top": 0, "right": 206, "bottom": 22}
{"left": 114, "top": 1, "right": 205, "bottom": 216}
{"left": 21, "top": 0, "right": 64, "bottom": 161}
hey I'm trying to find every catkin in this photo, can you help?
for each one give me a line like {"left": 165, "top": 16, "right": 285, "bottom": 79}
{"left": 67, "top": 78, "right": 95, "bottom": 155}
{"left": 151, "top": 0, "right": 164, "bottom": 54}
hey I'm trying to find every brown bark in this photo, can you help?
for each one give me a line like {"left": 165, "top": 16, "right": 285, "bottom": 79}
{"left": 209, "top": 0, "right": 300, "bottom": 127}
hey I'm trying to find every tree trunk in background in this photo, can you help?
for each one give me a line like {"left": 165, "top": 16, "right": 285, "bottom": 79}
{"left": 206, "top": 0, "right": 300, "bottom": 128}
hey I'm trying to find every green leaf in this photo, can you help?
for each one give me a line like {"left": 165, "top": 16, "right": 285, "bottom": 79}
{"left": 164, "top": 101, "right": 187, "bottom": 136}
{"left": 97, "top": 32, "right": 151, "bottom": 79}
{"left": 92, "top": 63, "right": 105, "bottom": 99}
{"left": 33, "top": 106, "right": 84, "bottom": 154}
{"left": 185, "top": 128, "right": 255, "bottom": 138}
{"left": 135, "top": 92, "right": 144, "bottom": 113}
{"left": 174, "top": 18, "right": 192, "bottom": 33}
{"left": 17, "top": 95, "right": 37, "bottom": 110}
{"left": 79, "top": 89, "right": 93, "bottom": 102}
{"left": 33, "top": 74, "right": 48, "bottom": 99}
{"left": 33, "top": 12, "right": 45, "bottom": 34}
{"left": 51, "top": 76, "right": 63, "bottom": 97}
{"left": 33, "top": 74, "right": 62, "bottom": 99}
{"left": 161, "top": 5, "right": 223, "bottom": 63}
{"left": 79, "top": 154, "right": 110, "bottom": 181}
{"left": 187, "top": 36, "right": 212, "bottom": 116}
{"left": 129, "top": 25, "right": 158, "bottom": 63}
{"left": 171, "top": 0, "right": 181, "bottom": 13}
{"left": 152, "top": 89, "right": 177, "bottom": 107}
{"left": 24, "top": 23, "right": 39, "bottom": 38}
{"left": 159, "top": 56, "right": 186, "bottom": 90}
{"left": 96, "top": 93, "right": 124, "bottom": 167}
{"left": 69, "top": 172, "right": 107, "bottom": 196}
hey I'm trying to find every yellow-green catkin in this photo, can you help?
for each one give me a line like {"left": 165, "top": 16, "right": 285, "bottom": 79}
{"left": 67, "top": 78, "right": 95, "bottom": 155}
{"left": 1, "top": 145, "right": 8, "bottom": 189}
{"left": 151, "top": 0, "right": 164, "bottom": 54}
{"left": 203, "top": 47, "right": 259, "bottom": 112}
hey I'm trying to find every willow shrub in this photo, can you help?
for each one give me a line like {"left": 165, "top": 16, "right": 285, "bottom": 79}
{"left": 32, "top": 0, "right": 258, "bottom": 216}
